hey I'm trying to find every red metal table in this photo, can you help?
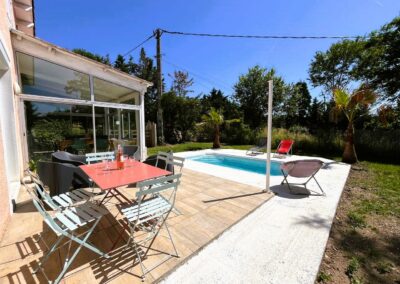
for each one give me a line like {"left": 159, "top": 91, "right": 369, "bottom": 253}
{"left": 80, "top": 160, "right": 171, "bottom": 250}
{"left": 80, "top": 160, "right": 171, "bottom": 205}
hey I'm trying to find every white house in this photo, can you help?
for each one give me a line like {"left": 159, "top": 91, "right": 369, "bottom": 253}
{"left": 0, "top": 0, "right": 152, "bottom": 239}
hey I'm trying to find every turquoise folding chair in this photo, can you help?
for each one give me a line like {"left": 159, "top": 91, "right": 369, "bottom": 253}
{"left": 26, "top": 182, "right": 109, "bottom": 284}
{"left": 25, "top": 169, "right": 96, "bottom": 210}
{"left": 120, "top": 173, "right": 181, "bottom": 281}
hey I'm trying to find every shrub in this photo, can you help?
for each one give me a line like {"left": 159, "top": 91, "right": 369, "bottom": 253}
{"left": 221, "top": 120, "right": 256, "bottom": 145}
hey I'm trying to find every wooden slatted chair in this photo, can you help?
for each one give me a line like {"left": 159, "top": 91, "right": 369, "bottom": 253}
{"left": 25, "top": 182, "right": 109, "bottom": 284}
{"left": 120, "top": 173, "right": 181, "bottom": 281}
{"left": 85, "top": 151, "right": 115, "bottom": 164}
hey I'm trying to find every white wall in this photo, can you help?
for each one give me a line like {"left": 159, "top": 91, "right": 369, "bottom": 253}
{"left": 0, "top": 36, "right": 20, "bottom": 209}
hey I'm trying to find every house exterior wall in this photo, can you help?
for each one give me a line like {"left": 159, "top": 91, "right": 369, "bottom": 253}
{"left": 0, "top": 0, "right": 19, "bottom": 241}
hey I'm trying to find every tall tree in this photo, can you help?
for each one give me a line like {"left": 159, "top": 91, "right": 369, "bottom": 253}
{"left": 234, "top": 66, "right": 287, "bottom": 128}
{"left": 309, "top": 40, "right": 364, "bottom": 96}
{"left": 114, "top": 55, "right": 130, "bottom": 73}
{"left": 296, "top": 81, "right": 312, "bottom": 126}
{"left": 169, "top": 70, "right": 194, "bottom": 97}
{"left": 333, "top": 85, "right": 377, "bottom": 163}
{"left": 201, "top": 88, "right": 241, "bottom": 120}
{"left": 356, "top": 17, "right": 400, "bottom": 102}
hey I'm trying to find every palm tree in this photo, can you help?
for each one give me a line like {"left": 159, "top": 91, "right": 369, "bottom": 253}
{"left": 202, "top": 108, "right": 224, "bottom": 149}
{"left": 333, "top": 85, "right": 376, "bottom": 164}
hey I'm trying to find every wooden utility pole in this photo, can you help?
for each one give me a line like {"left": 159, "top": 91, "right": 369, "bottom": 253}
{"left": 155, "top": 29, "right": 164, "bottom": 145}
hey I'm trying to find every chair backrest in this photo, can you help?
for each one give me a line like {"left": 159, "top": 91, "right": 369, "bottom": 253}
{"left": 25, "top": 169, "right": 60, "bottom": 210}
{"left": 122, "top": 145, "right": 139, "bottom": 157}
{"left": 30, "top": 184, "right": 65, "bottom": 235}
{"left": 52, "top": 151, "right": 86, "bottom": 166}
{"left": 171, "top": 155, "right": 185, "bottom": 173}
{"left": 155, "top": 151, "right": 172, "bottom": 170}
{"left": 135, "top": 174, "right": 181, "bottom": 220}
{"left": 277, "top": 139, "right": 294, "bottom": 154}
{"left": 281, "top": 159, "right": 323, "bottom": 178}
{"left": 85, "top": 151, "right": 115, "bottom": 164}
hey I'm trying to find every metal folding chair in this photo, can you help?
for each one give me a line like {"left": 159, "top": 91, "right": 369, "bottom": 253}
{"left": 25, "top": 169, "right": 96, "bottom": 210}
{"left": 120, "top": 173, "right": 182, "bottom": 281}
{"left": 26, "top": 182, "right": 109, "bottom": 284}
{"left": 85, "top": 151, "right": 115, "bottom": 164}
{"left": 280, "top": 159, "right": 325, "bottom": 196}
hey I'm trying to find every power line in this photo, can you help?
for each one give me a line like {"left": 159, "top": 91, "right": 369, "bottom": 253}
{"left": 161, "top": 29, "right": 365, "bottom": 40}
{"left": 163, "top": 58, "right": 233, "bottom": 93}
{"left": 122, "top": 33, "right": 155, "bottom": 57}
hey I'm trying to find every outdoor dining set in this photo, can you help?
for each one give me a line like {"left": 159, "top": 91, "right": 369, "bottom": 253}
{"left": 24, "top": 148, "right": 185, "bottom": 284}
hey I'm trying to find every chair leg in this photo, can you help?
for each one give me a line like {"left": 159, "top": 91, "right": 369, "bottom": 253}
{"left": 33, "top": 235, "right": 65, "bottom": 274}
{"left": 64, "top": 218, "right": 109, "bottom": 258}
{"left": 164, "top": 222, "right": 179, "bottom": 257}
{"left": 312, "top": 176, "right": 325, "bottom": 196}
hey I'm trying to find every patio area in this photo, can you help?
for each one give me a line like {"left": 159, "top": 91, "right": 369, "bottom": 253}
{"left": 0, "top": 168, "right": 273, "bottom": 283}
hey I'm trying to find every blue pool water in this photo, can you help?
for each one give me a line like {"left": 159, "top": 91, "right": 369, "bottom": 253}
{"left": 188, "top": 154, "right": 282, "bottom": 175}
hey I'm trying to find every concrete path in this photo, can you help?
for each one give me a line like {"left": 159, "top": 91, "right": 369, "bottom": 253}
{"left": 162, "top": 150, "right": 351, "bottom": 284}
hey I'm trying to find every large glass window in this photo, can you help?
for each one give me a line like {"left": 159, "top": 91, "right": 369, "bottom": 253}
{"left": 94, "top": 107, "right": 138, "bottom": 152}
{"left": 25, "top": 101, "right": 94, "bottom": 160}
{"left": 94, "top": 77, "right": 139, "bottom": 105}
{"left": 17, "top": 52, "right": 91, "bottom": 100}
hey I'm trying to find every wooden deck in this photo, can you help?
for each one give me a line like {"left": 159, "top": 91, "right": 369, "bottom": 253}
{"left": 0, "top": 169, "right": 273, "bottom": 283}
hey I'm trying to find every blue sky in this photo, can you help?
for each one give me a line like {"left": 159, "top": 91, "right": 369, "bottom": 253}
{"left": 35, "top": 0, "right": 400, "bottom": 98}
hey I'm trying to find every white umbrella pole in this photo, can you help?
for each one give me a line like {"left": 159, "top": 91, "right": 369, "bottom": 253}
{"left": 265, "top": 80, "right": 273, "bottom": 192}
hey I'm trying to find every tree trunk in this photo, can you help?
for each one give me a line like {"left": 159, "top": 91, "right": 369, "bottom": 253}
{"left": 342, "top": 121, "right": 358, "bottom": 164}
{"left": 213, "top": 125, "right": 221, "bottom": 149}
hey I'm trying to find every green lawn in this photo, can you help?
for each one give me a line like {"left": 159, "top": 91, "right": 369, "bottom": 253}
{"left": 318, "top": 161, "right": 400, "bottom": 283}
{"left": 147, "top": 142, "right": 253, "bottom": 156}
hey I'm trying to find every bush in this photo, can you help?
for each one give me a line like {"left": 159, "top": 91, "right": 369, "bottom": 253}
{"left": 221, "top": 120, "right": 256, "bottom": 145}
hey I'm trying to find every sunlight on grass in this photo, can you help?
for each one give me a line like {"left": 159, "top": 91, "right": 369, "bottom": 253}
{"left": 147, "top": 142, "right": 253, "bottom": 156}
{"left": 352, "top": 162, "right": 400, "bottom": 217}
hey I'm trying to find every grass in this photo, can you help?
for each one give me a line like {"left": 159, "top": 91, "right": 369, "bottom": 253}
{"left": 349, "top": 162, "right": 400, "bottom": 218}
{"left": 147, "top": 142, "right": 253, "bottom": 156}
{"left": 319, "top": 161, "right": 400, "bottom": 283}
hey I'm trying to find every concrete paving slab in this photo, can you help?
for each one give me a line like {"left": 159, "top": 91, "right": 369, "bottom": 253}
{"left": 162, "top": 149, "right": 350, "bottom": 284}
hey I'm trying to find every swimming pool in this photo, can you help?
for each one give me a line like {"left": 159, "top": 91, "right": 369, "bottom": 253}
{"left": 188, "top": 154, "right": 282, "bottom": 176}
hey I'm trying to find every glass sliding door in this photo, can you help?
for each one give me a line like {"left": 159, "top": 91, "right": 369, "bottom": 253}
{"left": 24, "top": 101, "right": 94, "bottom": 160}
{"left": 94, "top": 106, "right": 139, "bottom": 152}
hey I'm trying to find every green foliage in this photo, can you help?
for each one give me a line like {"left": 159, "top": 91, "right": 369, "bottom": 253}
{"left": 161, "top": 91, "right": 201, "bottom": 143}
{"left": 201, "top": 88, "right": 241, "bottom": 120}
{"left": 347, "top": 211, "right": 366, "bottom": 229}
{"left": 279, "top": 82, "right": 312, "bottom": 128}
{"left": 376, "top": 261, "right": 394, "bottom": 274}
{"left": 234, "top": 66, "right": 287, "bottom": 128}
{"left": 346, "top": 257, "right": 361, "bottom": 278}
{"left": 147, "top": 142, "right": 254, "bottom": 156}
{"left": 317, "top": 271, "right": 332, "bottom": 283}
{"left": 309, "top": 40, "right": 364, "bottom": 94}
{"left": 72, "top": 48, "right": 111, "bottom": 65}
{"left": 221, "top": 120, "right": 256, "bottom": 145}
{"left": 353, "top": 162, "right": 400, "bottom": 217}
{"left": 202, "top": 107, "right": 224, "bottom": 148}
{"left": 31, "top": 119, "right": 72, "bottom": 146}
{"left": 309, "top": 16, "right": 400, "bottom": 102}
{"left": 169, "top": 70, "right": 194, "bottom": 97}
{"left": 28, "top": 159, "right": 37, "bottom": 171}
{"left": 357, "top": 17, "right": 400, "bottom": 101}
